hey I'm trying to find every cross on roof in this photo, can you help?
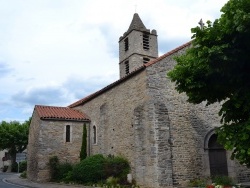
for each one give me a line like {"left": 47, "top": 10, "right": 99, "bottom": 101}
{"left": 198, "top": 19, "right": 204, "bottom": 30}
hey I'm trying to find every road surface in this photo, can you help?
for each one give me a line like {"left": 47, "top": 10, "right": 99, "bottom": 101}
{"left": 0, "top": 173, "right": 26, "bottom": 188}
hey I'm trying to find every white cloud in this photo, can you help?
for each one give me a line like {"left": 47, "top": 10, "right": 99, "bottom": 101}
{"left": 0, "top": 0, "right": 229, "bottom": 121}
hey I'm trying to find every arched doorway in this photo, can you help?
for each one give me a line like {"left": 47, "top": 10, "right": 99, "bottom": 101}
{"left": 208, "top": 134, "right": 228, "bottom": 176}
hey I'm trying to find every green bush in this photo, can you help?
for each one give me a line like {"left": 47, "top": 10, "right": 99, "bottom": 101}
{"left": 19, "top": 161, "right": 27, "bottom": 173}
{"left": 11, "top": 161, "right": 27, "bottom": 173}
{"left": 106, "top": 176, "right": 119, "bottom": 186}
{"left": 11, "top": 162, "right": 18, "bottom": 172}
{"left": 48, "top": 156, "right": 74, "bottom": 182}
{"left": 57, "top": 162, "right": 73, "bottom": 182}
{"left": 212, "top": 175, "right": 234, "bottom": 186}
{"left": 71, "top": 154, "right": 131, "bottom": 185}
{"left": 105, "top": 156, "right": 130, "bottom": 183}
{"left": 48, "top": 156, "right": 59, "bottom": 181}
{"left": 72, "top": 154, "right": 106, "bottom": 183}
{"left": 63, "top": 171, "right": 74, "bottom": 183}
{"left": 2, "top": 165, "right": 8, "bottom": 172}
{"left": 20, "top": 171, "right": 27, "bottom": 178}
{"left": 188, "top": 178, "right": 207, "bottom": 187}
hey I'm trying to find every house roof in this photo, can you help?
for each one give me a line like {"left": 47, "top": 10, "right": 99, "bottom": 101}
{"left": 35, "top": 105, "right": 90, "bottom": 121}
{"left": 68, "top": 41, "right": 191, "bottom": 108}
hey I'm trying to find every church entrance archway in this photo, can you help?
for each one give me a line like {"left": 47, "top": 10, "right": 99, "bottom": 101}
{"left": 208, "top": 134, "right": 228, "bottom": 176}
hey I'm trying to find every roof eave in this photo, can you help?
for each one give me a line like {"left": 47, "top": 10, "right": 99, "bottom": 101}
{"left": 40, "top": 117, "right": 91, "bottom": 122}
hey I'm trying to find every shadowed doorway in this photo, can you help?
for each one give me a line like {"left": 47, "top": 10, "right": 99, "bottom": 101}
{"left": 208, "top": 134, "right": 228, "bottom": 176}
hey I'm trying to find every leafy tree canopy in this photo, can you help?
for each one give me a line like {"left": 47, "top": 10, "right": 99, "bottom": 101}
{"left": 168, "top": 0, "right": 250, "bottom": 166}
{"left": 0, "top": 118, "right": 30, "bottom": 160}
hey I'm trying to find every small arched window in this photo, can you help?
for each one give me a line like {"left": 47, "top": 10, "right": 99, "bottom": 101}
{"left": 93, "top": 126, "right": 97, "bottom": 144}
{"left": 66, "top": 125, "right": 71, "bottom": 142}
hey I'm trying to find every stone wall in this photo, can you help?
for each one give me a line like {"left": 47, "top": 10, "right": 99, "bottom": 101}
{"left": 146, "top": 47, "right": 224, "bottom": 186}
{"left": 133, "top": 100, "right": 173, "bottom": 187}
{"left": 27, "top": 110, "right": 41, "bottom": 181}
{"left": 74, "top": 70, "right": 171, "bottom": 188}
{"left": 27, "top": 110, "right": 87, "bottom": 182}
{"left": 73, "top": 45, "right": 250, "bottom": 187}
{"left": 119, "top": 30, "right": 158, "bottom": 78}
{"left": 146, "top": 45, "right": 250, "bottom": 186}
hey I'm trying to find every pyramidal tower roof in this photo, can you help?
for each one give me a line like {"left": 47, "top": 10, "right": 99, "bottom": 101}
{"left": 127, "top": 13, "right": 147, "bottom": 33}
{"left": 120, "top": 13, "right": 151, "bottom": 41}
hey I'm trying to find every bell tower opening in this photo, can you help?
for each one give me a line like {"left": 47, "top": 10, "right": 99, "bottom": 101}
{"left": 118, "top": 13, "right": 158, "bottom": 78}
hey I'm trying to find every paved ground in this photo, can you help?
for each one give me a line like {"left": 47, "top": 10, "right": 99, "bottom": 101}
{"left": 4, "top": 173, "right": 250, "bottom": 188}
{"left": 5, "top": 173, "right": 95, "bottom": 188}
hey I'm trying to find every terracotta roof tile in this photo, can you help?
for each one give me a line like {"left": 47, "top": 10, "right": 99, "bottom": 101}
{"left": 68, "top": 41, "right": 192, "bottom": 108}
{"left": 35, "top": 105, "right": 90, "bottom": 121}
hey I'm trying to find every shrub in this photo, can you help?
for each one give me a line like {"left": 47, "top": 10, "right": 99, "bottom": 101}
{"left": 63, "top": 171, "right": 74, "bottom": 183}
{"left": 57, "top": 162, "right": 73, "bottom": 181}
{"left": 19, "top": 161, "right": 27, "bottom": 173}
{"left": 105, "top": 156, "right": 130, "bottom": 184}
{"left": 48, "top": 156, "right": 59, "bottom": 181}
{"left": 106, "top": 176, "right": 119, "bottom": 186}
{"left": 72, "top": 154, "right": 106, "bottom": 183}
{"left": 48, "top": 156, "right": 74, "bottom": 182}
{"left": 188, "top": 178, "right": 207, "bottom": 187}
{"left": 11, "top": 162, "right": 18, "bottom": 172}
{"left": 212, "top": 176, "right": 234, "bottom": 186}
{"left": 2, "top": 165, "right": 8, "bottom": 172}
{"left": 71, "top": 154, "right": 131, "bottom": 185}
{"left": 11, "top": 161, "right": 27, "bottom": 173}
{"left": 20, "top": 171, "right": 27, "bottom": 178}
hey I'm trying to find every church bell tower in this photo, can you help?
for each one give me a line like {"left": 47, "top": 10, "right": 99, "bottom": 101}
{"left": 119, "top": 13, "right": 158, "bottom": 78}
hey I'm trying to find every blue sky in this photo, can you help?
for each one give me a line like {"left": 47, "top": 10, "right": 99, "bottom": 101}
{"left": 0, "top": 0, "right": 229, "bottom": 122}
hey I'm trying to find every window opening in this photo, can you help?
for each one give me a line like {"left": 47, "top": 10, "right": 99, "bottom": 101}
{"left": 93, "top": 126, "right": 97, "bottom": 144}
{"left": 143, "top": 57, "right": 150, "bottom": 64}
{"left": 143, "top": 34, "right": 149, "bottom": 50}
{"left": 124, "top": 37, "right": 129, "bottom": 51}
{"left": 66, "top": 125, "right": 70, "bottom": 142}
{"left": 125, "top": 61, "right": 129, "bottom": 75}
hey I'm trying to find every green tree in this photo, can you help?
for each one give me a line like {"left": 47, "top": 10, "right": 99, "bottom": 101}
{"left": 80, "top": 123, "right": 87, "bottom": 160}
{"left": 168, "top": 0, "right": 250, "bottom": 166}
{"left": 0, "top": 118, "right": 30, "bottom": 163}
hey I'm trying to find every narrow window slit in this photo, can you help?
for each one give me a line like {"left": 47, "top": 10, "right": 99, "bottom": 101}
{"left": 143, "top": 34, "right": 149, "bottom": 50}
{"left": 93, "top": 126, "right": 97, "bottom": 144}
{"left": 66, "top": 125, "right": 70, "bottom": 142}
{"left": 125, "top": 61, "right": 129, "bottom": 75}
{"left": 143, "top": 57, "right": 150, "bottom": 64}
{"left": 124, "top": 38, "right": 129, "bottom": 51}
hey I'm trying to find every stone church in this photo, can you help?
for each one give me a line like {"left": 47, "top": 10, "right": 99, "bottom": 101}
{"left": 27, "top": 13, "right": 250, "bottom": 187}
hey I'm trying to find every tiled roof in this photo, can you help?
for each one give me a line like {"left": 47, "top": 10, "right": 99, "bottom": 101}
{"left": 35, "top": 105, "right": 90, "bottom": 121}
{"left": 68, "top": 41, "right": 192, "bottom": 108}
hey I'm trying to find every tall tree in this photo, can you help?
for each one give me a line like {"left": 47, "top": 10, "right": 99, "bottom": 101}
{"left": 168, "top": 0, "right": 250, "bottom": 166}
{"left": 0, "top": 118, "right": 30, "bottom": 163}
{"left": 80, "top": 123, "right": 87, "bottom": 161}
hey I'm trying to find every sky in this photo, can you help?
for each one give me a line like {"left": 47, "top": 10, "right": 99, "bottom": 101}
{"left": 0, "top": 0, "right": 229, "bottom": 122}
